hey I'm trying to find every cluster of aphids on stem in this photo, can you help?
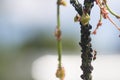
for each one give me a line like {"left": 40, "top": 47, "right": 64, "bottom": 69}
{"left": 74, "top": 0, "right": 120, "bottom": 35}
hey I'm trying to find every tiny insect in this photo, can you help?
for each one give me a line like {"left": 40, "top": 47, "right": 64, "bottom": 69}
{"left": 74, "top": 14, "right": 81, "bottom": 22}
{"left": 93, "top": 50, "right": 97, "bottom": 60}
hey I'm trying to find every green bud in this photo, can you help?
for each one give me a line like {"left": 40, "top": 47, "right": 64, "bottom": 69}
{"left": 80, "top": 13, "right": 90, "bottom": 26}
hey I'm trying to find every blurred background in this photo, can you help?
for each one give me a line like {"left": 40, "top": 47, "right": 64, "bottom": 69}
{"left": 0, "top": 0, "right": 120, "bottom": 80}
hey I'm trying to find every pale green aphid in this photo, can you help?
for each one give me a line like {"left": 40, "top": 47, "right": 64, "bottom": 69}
{"left": 80, "top": 13, "right": 90, "bottom": 26}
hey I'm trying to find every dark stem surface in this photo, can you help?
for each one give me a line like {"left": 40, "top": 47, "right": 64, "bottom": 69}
{"left": 70, "top": 0, "right": 95, "bottom": 80}
{"left": 80, "top": 24, "right": 93, "bottom": 80}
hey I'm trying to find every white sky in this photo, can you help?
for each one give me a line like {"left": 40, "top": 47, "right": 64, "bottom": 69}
{"left": 0, "top": 0, "right": 57, "bottom": 27}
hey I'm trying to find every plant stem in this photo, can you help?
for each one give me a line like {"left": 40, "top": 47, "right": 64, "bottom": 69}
{"left": 57, "top": 40, "right": 62, "bottom": 68}
{"left": 55, "top": 1, "right": 65, "bottom": 80}
{"left": 100, "top": 13, "right": 102, "bottom": 22}
{"left": 57, "top": 0, "right": 60, "bottom": 28}
{"left": 70, "top": 0, "right": 95, "bottom": 80}
{"left": 57, "top": 0, "right": 62, "bottom": 68}
{"left": 106, "top": 3, "right": 120, "bottom": 18}
{"left": 80, "top": 24, "right": 93, "bottom": 80}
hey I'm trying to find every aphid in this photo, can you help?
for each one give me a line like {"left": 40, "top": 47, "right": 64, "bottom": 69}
{"left": 93, "top": 50, "right": 97, "bottom": 60}
{"left": 74, "top": 14, "right": 81, "bottom": 22}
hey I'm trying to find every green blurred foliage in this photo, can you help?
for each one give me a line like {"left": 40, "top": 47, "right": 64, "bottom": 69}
{"left": 0, "top": 31, "right": 80, "bottom": 80}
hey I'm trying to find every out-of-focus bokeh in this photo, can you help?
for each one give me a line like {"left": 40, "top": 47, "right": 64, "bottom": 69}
{"left": 0, "top": 0, "right": 120, "bottom": 80}
{"left": 32, "top": 54, "right": 120, "bottom": 80}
